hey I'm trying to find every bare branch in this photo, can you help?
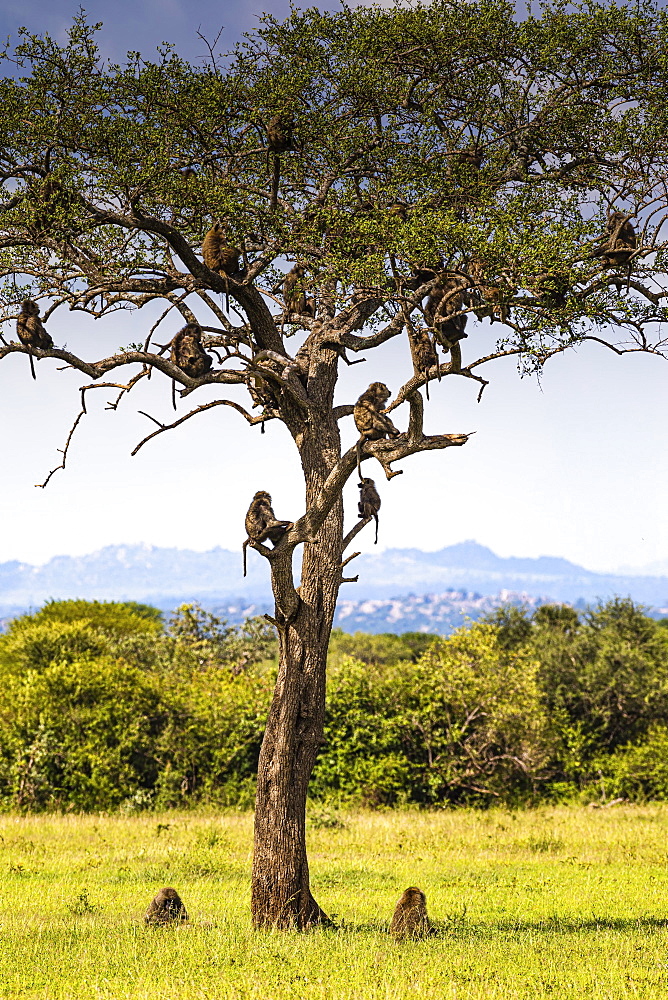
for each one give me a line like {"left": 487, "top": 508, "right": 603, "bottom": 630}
{"left": 132, "top": 399, "right": 255, "bottom": 456}
{"left": 292, "top": 415, "right": 472, "bottom": 543}
{"left": 0, "top": 341, "right": 247, "bottom": 388}
{"left": 79, "top": 371, "right": 149, "bottom": 412}
{"left": 340, "top": 548, "right": 361, "bottom": 583}
{"left": 333, "top": 404, "right": 355, "bottom": 421}
{"left": 36, "top": 408, "right": 85, "bottom": 488}
{"left": 342, "top": 516, "right": 372, "bottom": 552}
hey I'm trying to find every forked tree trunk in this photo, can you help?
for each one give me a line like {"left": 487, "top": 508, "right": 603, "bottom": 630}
{"left": 251, "top": 411, "right": 343, "bottom": 929}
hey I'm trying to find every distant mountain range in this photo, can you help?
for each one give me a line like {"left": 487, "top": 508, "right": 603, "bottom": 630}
{"left": 1, "top": 540, "right": 667, "bottom": 634}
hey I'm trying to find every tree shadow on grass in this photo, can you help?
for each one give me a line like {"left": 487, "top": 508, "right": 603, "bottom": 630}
{"left": 488, "top": 915, "right": 668, "bottom": 935}
{"left": 333, "top": 915, "right": 668, "bottom": 939}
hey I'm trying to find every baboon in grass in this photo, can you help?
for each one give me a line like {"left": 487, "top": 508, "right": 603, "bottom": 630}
{"left": 145, "top": 887, "right": 188, "bottom": 925}
{"left": 390, "top": 886, "right": 430, "bottom": 940}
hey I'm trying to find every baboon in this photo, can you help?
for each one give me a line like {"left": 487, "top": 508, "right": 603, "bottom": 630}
{"left": 531, "top": 271, "right": 569, "bottom": 307}
{"left": 424, "top": 275, "right": 469, "bottom": 349}
{"left": 145, "top": 887, "right": 188, "bottom": 925}
{"left": 388, "top": 201, "right": 409, "bottom": 221}
{"left": 243, "top": 490, "right": 292, "bottom": 576}
{"left": 202, "top": 224, "right": 242, "bottom": 277}
{"left": 304, "top": 296, "right": 317, "bottom": 318}
{"left": 457, "top": 148, "right": 483, "bottom": 169}
{"left": 267, "top": 114, "right": 294, "bottom": 154}
{"left": 358, "top": 477, "right": 381, "bottom": 544}
{"left": 283, "top": 265, "right": 315, "bottom": 318}
{"left": 407, "top": 326, "right": 439, "bottom": 399}
{"left": 168, "top": 323, "right": 212, "bottom": 408}
{"left": 266, "top": 114, "right": 295, "bottom": 212}
{"left": 593, "top": 211, "right": 637, "bottom": 267}
{"left": 390, "top": 886, "right": 430, "bottom": 940}
{"left": 247, "top": 374, "right": 274, "bottom": 408}
{"left": 469, "top": 261, "right": 514, "bottom": 324}
{"left": 246, "top": 372, "right": 280, "bottom": 432}
{"left": 353, "top": 382, "right": 401, "bottom": 478}
{"left": 16, "top": 299, "right": 53, "bottom": 379}
{"left": 169, "top": 324, "right": 213, "bottom": 379}
{"left": 405, "top": 259, "right": 443, "bottom": 292}
{"left": 28, "top": 175, "right": 76, "bottom": 235}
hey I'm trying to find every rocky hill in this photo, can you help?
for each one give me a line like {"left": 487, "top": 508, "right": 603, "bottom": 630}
{"left": 1, "top": 540, "right": 667, "bottom": 633}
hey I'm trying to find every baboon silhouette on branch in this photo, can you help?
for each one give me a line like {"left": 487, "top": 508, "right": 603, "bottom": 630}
{"left": 0, "top": 2, "right": 666, "bottom": 931}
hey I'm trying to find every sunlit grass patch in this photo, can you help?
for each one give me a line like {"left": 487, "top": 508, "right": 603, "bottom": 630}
{"left": 1, "top": 806, "right": 668, "bottom": 998}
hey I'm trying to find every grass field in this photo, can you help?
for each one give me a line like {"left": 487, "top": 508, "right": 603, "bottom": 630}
{"left": 1, "top": 805, "right": 668, "bottom": 999}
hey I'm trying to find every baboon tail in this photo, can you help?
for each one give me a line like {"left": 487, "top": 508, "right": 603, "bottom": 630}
{"left": 356, "top": 437, "right": 363, "bottom": 480}
{"left": 242, "top": 539, "right": 249, "bottom": 577}
{"left": 374, "top": 514, "right": 379, "bottom": 545}
{"left": 270, "top": 154, "right": 280, "bottom": 213}
{"left": 28, "top": 353, "right": 36, "bottom": 380}
{"left": 172, "top": 378, "right": 177, "bottom": 411}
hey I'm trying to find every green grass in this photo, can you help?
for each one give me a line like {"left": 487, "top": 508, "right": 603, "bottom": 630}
{"left": 1, "top": 805, "right": 668, "bottom": 998}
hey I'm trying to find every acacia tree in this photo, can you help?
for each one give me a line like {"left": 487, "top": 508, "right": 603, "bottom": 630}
{"left": 1, "top": 0, "right": 667, "bottom": 928}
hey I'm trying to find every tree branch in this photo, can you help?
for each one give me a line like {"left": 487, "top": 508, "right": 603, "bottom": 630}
{"left": 36, "top": 408, "right": 86, "bottom": 488}
{"left": 342, "top": 518, "right": 372, "bottom": 552}
{"left": 132, "top": 399, "right": 255, "bottom": 456}
{"left": 0, "top": 342, "right": 247, "bottom": 388}
{"left": 333, "top": 404, "right": 354, "bottom": 421}
{"left": 291, "top": 404, "right": 471, "bottom": 543}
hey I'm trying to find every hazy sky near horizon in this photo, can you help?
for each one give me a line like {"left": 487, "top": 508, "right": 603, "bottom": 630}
{"left": 0, "top": 0, "right": 666, "bottom": 576}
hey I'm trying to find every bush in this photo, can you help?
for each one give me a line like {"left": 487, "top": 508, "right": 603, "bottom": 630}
{"left": 0, "top": 600, "right": 274, "bottom": 811}
{"left": 1, "top": 656, "right": 164, "bottom": 810}
{"left": 1, "top": 597, "right": 667, "bottom": 811}
{"left": 596, "top": 726, "right": 668, "bottom": 803}
{"left": 313, "top": 623, "right": 551, "bottom": 806}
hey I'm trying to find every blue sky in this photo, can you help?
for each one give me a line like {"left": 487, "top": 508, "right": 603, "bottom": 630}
{"left": 0, "top": 0, "right": 304, "bottom": 63}
{"left": 0, "top": 0, "right": 666, "bottom": 575}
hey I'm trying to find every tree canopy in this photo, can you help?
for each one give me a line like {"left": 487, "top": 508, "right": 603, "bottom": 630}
{"left": 0, "top": 0, "right": 666, "bottom": 424}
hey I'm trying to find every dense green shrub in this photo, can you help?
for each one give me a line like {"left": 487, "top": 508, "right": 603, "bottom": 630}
{"left": 1, "top": 656, "right": 164, "bottom": 810}
{"left": 313, "top": 623, "right": 551, "bottom": 805}
{"left": 1, "top": 597, "right": 668, "bottom": 810}
{"left": 596, "top": 726, "right": 668, "bottom": 803}
{"left": 326, "top": 630, "right": 439, "bottom": 669}
{"left": 486, "top": 598, "right": 668, "bottom": 798}
{"left": 0, "top": 601, "right": 273, "bottom": 811}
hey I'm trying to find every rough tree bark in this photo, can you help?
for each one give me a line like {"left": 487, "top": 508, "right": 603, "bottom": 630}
{"left": 250, "top": 344, "right": 343, "bottom": 928}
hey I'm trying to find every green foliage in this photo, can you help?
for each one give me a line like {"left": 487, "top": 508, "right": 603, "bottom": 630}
{"left": 1, "top": 655, "right": 164, "bottom": 811}
{"left": 314, "top": 623, "right": 550, "bottom": 806}
{"left": 487, "top": 597, "right": 668, "bottom": 796}
{"left": 33, "top": 599, "right": 163, "bottom": 629}
{"left": 0, "top": 600, "right": 274, "bottom": 811}
{"left": 327, "top": 630, "right": 438, "bottom": 669}
{"left": 0, "top": 1, "right": 665, "bottom": 356}
{"left": 166, "top": 604, "right": 277, "bottom": 673}
{"left": 1, "top": 597, "right": 668, "bottom": 810}
{"left": 0, "top": 599, "right": 163, "bottom": 676}
{"left": 535, "top": 598, "right": 668, "bottom": 754}
{"left": 597, "top": 726, "right": 668, "bottom": 802}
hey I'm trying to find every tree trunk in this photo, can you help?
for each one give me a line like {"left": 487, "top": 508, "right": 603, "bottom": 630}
{"left": 251, "top": 411, "right": 343, "bottom": 929}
